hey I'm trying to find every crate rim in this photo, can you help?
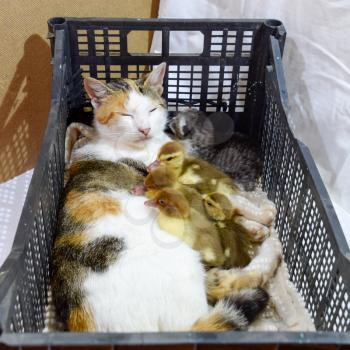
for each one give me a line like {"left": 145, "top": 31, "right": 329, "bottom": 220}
{"left": 1, "top": 330, "right": 350, "bottom": 346}
{"left": 48, "top": 17, "right": 284, "bottom": 25}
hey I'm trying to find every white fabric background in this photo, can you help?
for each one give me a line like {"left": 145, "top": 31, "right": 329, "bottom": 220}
{"left": 152, "top": 0, "right": 350, "bottom": 244}
{"left": 0, "top": 169, "right": 32, "bottom": 267}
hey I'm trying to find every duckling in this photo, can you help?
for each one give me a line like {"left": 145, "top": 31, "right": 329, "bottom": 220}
{"left": 145, "top": 188, "right": 225, "bottom": 268}
{"left": 202, "top": 192, "right": 259, "bottom": 269}
{"left": 148, "top": 141, "right": 240, "bottom": 195}
{"left": 203, "top": 192, "right": 270, "bottom": 244}
{"left": 143, "top": 164, "right": 177, "bottom": 197}
{"left": 149, "top": 141, "right": 275, "bottom": 226}
{"left": 143, "top": 164, "right": 205, "bottom": 214}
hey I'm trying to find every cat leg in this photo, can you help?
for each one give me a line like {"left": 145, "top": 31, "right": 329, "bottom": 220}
{"left": 65, "top": 122, "right": 95, "bottom": 183}
{"left": 233, "top": 215, "right": 270, "bottom": 242}
{"left": 206, "top": 233, "right": 282, "bottom": 302}
{"left": 230, "top": 194, "right": 275, "bottom": 225}
{"left": 244, "top": 233, "right": 283, "bottom": 285}
{"left": 242, "top": 190, "right": 277, "bottom": 216}
{"left": 65, "top": 122, "right": 95, "bottom": 166}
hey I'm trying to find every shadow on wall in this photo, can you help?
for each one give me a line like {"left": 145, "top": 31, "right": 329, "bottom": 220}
{"left": 0, "top": 34, "right": 51, "bottom": 183}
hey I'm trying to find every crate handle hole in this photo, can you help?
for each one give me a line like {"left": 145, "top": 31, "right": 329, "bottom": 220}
{"left": 265, "top": 19, "right": 283, "bottom": 28}
{"left": 48, "top": 17, "right": 66, "bottom": 26}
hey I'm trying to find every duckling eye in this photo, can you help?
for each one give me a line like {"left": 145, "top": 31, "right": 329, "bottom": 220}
{"left": 149, "top": 107, "right": 158, "bottom": 113}
{"left": 165, "top": 156, "right": 174, "bottom": 161}
{"left": 207, "top": 202, "right": 213, "bottom": 207}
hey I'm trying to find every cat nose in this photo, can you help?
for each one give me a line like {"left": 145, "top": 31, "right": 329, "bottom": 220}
{"left": 139, "top": 128, "right": 151, "bottom": 136}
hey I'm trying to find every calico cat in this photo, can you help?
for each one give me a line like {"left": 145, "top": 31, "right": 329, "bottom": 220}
{"left": 52, "top": 63, "right": 269, "bottom": 332}
{"left": 169, "top": 109, "right": 262, "bottom": 191}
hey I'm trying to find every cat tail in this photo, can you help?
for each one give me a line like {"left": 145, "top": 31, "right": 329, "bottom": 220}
{"left": 191, "top": 287, "right": 268, "bottom": 331}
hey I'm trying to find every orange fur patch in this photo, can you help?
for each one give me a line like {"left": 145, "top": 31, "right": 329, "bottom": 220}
{"left": 54, "top": 233, "right": 87, "bottom": 249}
{"left": 68, "top": 305, "right": 95, "bottom": 332}
{"left": 95, "top": 91, "right": 128, "bottom": 124}
{"left": 65, "top": 190, "right": 121, "bottom": 223}
{"left": 191, "top": 312, "right": 233, "bottom": 331}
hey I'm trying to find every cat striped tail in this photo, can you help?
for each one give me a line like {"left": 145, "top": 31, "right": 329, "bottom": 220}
{"left": 191, "top": 287, "right": 268, "bottom": 331}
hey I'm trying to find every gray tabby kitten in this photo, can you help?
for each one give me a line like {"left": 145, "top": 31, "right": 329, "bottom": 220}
{"left": 169, "top": 109, "right": 262, "bottom": 191}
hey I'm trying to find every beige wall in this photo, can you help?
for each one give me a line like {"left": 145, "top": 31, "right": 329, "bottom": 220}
{"left": 0, "top": 0, "right": 159, "bottom": 182}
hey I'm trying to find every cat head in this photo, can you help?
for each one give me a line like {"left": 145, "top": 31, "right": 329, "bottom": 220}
{"left": 84, "top": 63, "right": 167, "bottom": 143}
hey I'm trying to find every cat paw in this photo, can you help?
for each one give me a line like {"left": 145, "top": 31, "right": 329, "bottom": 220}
{"left": 130, "top": 185, "right": 146, "bottom": 195}
{"left": 260, "top": 199, "right": 277, "bottom": 214}
{"left": 233, "top": 216, "right": 270, "bottom": 242}
{"left": 250, "top": 225, "right": 270, "bottom": 242}
{"left": 261, "top": 208, "right": 276, "bottom": 226}
{"left": 206, "top": 268, "right": 263, "bottom": 303}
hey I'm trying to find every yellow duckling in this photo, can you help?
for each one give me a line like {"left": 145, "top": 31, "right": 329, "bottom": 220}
{"left": 203, "top": 193, "right": 270, "bottom": 267}
{"left": 148, "top": 141, "right": 240, "bottom": 195}
{"left": 202, "top": 192, "right": 252, "bottom": 268}
{"left": 145, "top": 188, "right": 225, "bottom": 268}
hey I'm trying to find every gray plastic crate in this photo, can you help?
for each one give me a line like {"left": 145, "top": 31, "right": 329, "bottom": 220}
{"left": 0, "top": 18, "right": 349, "bottom": 348}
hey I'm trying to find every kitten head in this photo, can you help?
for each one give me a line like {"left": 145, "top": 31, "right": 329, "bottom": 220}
{"left": 84, "top": 63, "right": 168, "bottom": 143}
{"left": 169, "top": 109, "right": 216, "bottom": 146}
{"left": 169, "top": 108, "right": 202, "bottom": 139}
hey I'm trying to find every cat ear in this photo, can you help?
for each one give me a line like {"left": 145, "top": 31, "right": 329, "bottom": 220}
{"left": 144, "top": 62, "right": 166, "bottom": 95}
{"left": 84, "top": 77, "right": 111, "bottom": 109}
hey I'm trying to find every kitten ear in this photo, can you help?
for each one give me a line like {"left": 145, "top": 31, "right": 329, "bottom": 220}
{"left": 144, "top": 62, "right": 166, "bottom": 95}
{"left": 84, "top": 77, "right": 111, "bottom": 109}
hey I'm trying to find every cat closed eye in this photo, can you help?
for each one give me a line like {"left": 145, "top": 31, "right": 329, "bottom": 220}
{"left": 149, "top": 107, "right": 158, "bottom": 113}
{"left": 120, "top": 112, "right": 133, "bottom": 118}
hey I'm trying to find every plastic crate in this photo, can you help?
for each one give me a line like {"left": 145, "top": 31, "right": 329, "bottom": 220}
{"left": 0, "top": 18, "right": 349, "bottom": 348}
